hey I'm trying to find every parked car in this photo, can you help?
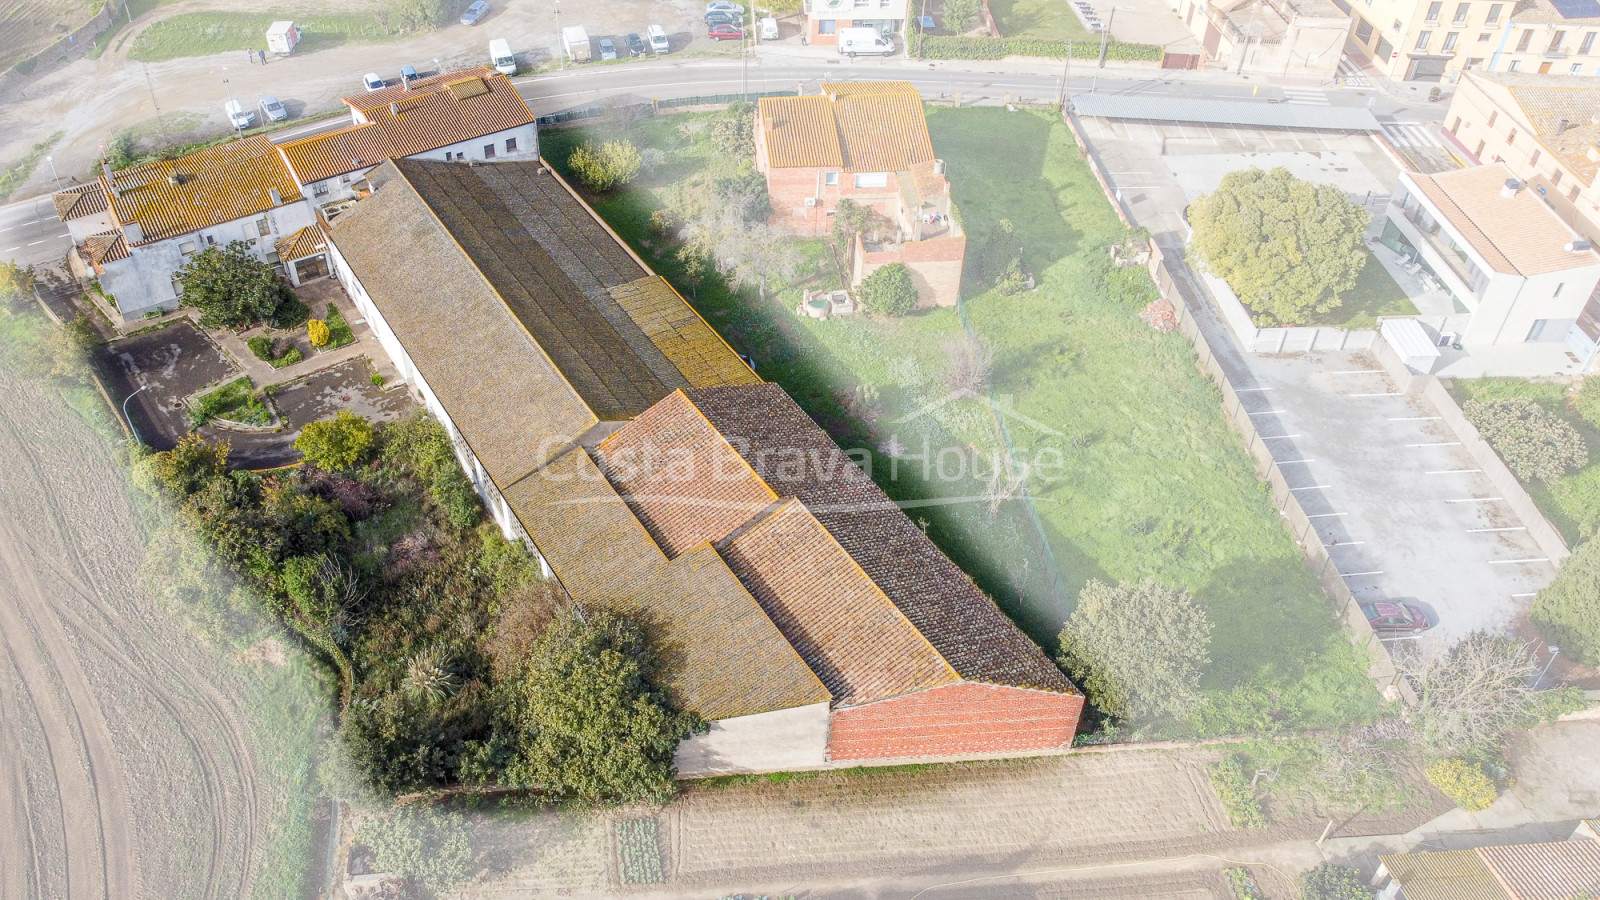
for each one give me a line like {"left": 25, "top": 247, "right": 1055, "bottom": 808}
{"left": 706, "top": 11, "right": 744, "bottom": 27}
{"left": 400, "top": 64, "right": 418, "bottom": 85}
{"left": 626, "top": 32, "right": 646, "bottom": 56}
{"left": 362, "top": 72, "right": 385, "bottom": 91}
{"left": 707, "top": 23, "right": 746, "bottom": 40}
{"left": 1360, "top": 601, "right": 1433, "bottom": 637}
{"left": 648, "top": 24, "right": 670, "bottom": 53}
{"left": 224, "top": 99, "right": 255, "bottom": 130}
{"left": 258, "top": 94, "right": 288, "bottom": 122}
{"left": 706, "top": 0, "right": 743, "bottom": 11}
{"left": 599, "top": 37, "right": 618, "bottom": 60}
{"left": 460, "top": 0, "right": 488, "bottom": 25}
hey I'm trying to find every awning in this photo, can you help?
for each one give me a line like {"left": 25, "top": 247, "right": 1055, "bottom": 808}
{"left": 1071, "top": 94, "right": 1382, "bottom": 131}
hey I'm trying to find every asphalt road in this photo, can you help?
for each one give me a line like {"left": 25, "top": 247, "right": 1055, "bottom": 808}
{"left": 0, "top": 195, "right": 72, "bottom": 271}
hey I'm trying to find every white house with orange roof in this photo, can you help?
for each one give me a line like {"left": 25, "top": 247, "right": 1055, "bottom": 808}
{"left": 1385, "top": 163, "right": 1600, "bottom": 355}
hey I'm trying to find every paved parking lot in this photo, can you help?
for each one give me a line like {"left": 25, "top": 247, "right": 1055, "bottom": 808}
{"left": 98, "top": 320, "right": 238, "bottom": 451}
{"left": 1242, "top": 351, "right": 1553, "bottom": 642}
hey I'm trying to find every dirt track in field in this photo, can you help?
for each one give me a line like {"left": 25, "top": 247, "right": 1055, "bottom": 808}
{"left": 0, "top": 357, "right": 267, "bottom": 899}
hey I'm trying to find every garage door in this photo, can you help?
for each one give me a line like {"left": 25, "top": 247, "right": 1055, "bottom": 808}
{"left": 1408, "top": 57, "right": 1449, "bottom": 80}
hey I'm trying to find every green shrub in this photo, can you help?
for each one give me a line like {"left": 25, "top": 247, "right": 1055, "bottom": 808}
{"left": 307, "top": 318, "right": 331, "bottom": 348}
{"left": 294, "top": 410, "right": 374, "bottom": 472}
{"left": 1464, "top": 397, "right": 1588, "bottom": 482}
{"left": 357, "top": 805, "right": 472, "bottom": 898}
{"left": 1207, "top": 754, "right": 1267, "bottom": 828}
{"left": 1425, "top": 757, "right": 1498, "bottom": 811}
{"left": 324, "top": 302, "right": 355, "bottom": 348}
{"left": 1575, "top": 378, "right": 1600, "bottom": 430}
{"left": 916, "top": 34, "right": 1163, "bottom": 61}
{"left": 246, "top": 336, "right": 274, "bottom": 361}
{"left": 1547, "top": 467, "right": 1600, "bottom": 540}
{"left": 1300, "top": 863, "right": 1373, "bottom": 900}
{"left": 858, "top": 262, "right": 919, "bottom": 316}
{"left": 370, "top": 373, "right": 385, "bottom": 386}
{"left": 569, "top": 139, "right": 643, "bottom": 192}
{"left": 190, "top": 377, "right": 269, "bottom": 427}
{"left": 1532, "top": 537, "right": 1600, "bottom": 667}
{"left": 271, "top": 347, "right": 303, "bottom": 368}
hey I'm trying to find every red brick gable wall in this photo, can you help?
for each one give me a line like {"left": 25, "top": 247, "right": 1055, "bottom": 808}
{"left": 827, "top": 681, "right": 1084, "bottom": 761}
{"left": 853, "top": 233, "right": 967, "bottom": 308}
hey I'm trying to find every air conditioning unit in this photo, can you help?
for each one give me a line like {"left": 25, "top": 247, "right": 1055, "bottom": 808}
{"left": 804, "top": 197, "right": 818, "bottom": 207}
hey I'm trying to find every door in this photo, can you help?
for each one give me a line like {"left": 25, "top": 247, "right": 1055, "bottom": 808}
{"left": 1538, "top": 61, "right": 1553, "bottom": 73}
{"left": 1204, "top": 22, "right": 1221, "bottom": 57}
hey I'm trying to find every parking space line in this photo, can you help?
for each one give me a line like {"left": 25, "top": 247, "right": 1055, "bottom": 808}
{"left": 1426, "top": 469, "right": 1481, "bottom": 475}
{"left": 1406, "top": 441, "right": 1461, "bottom": 447}
{"left": 1446, "top": 496, "right": 1502, "bottom": 502}
{"left": 1331, "top": 369, "right": 1384, "bottom": 375}
{"left": 1278, "top": 458, "right": 1315, "bottom": 464}
{"left": 1289, "top": 485, "right": 1331, "bottom": 491}
{"left": 1468, "top": 526, "right": 1526, "bottom": 533}
{"left": 1234, "top": 387, "right": 1272, "bottom": 393}
{"left": 1349, "top": 392, "right": 1404, "bottom": 397}
{"left": 26, "top": 240, "right": 44, "bottom": 246}
{"left": 1488, "top": 557, "right": 1551, "bottom": 565}
{"left": 1307, "top": 512, "right": 1347, "bottom": 518}
{"left": 1389, "top": 416, "right": 1442, "bottom": 421}
{"left": 1260, "top": 434, "right": 1300, "bottom": 440}
{"left": 1246, "top": 409, "right": 1286, "bottom": 416}
{"left": 1340, "top": 570, "right": 1384, "bottom": 577}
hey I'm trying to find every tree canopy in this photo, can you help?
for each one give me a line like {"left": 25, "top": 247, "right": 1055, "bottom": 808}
{"left": 295, "top": 410, "right": 375, "bottom": 472}
{"left": 175, "top": 241, "right": 288, "bottom": 329}
{"left": 1057, "top": 578, "right": 1212, "bottom": 721}
{"left": 1532, "top": 537, "right": 1600, "bottom": 667}
{"left": 569, "top": 140, "right": 643, "bottom": 193}
{"left": 1188, "top": 167, "right": 1369, "bottom": 326}
{"left": 859, "top": 262, "right": 919, "bottom": 316}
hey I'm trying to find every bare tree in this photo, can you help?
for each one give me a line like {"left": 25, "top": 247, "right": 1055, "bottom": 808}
{"left": 1399, "top": 631, "right": 1540, "bottom": 755}
{"left": 681, "top": 211, "right": 800, "bottom": 303}
{"left": 943, "top": 333, "right": 995, "bottom": 396}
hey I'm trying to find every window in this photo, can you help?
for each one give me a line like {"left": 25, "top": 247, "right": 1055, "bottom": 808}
{"left": 819, "top": 19, "right": 835, "bottom": 34}
{"left": 505, "top": 137, "right": 517, "bottom": 153}
{"left": 1475, "top": 139, "right": 1486, "bottom": 156}
{"left": 824, "top": 171, "right": 839, "bottom": 186}
{"left": 1417, "top": 31, "right": 1433, "bottom": 49}
{"left": 256, "top": 216, "right": 270, "bottom": 237}
{"left": 1531, "top": 149, "right": 1541, "bottom": 165}
{"left": 205, "top": 234, "right": 216, "bottom": 246}
{"left": 179, "top": 240, "right": 197, "bottom": 256}
{"left": 1582, "top": 32, "right": 1596, "bottom": 53}
{"left": 1507, "top": 127, "right": 1517, "bottom": 143}
{"left": 1356, "top": 18, "right": 1374, "bottom": 41}
{"left": 1570, "top": 185, "right": 1582, "bottom": 201}
{"left": 853, "top": 172, "right": 889, "bottom": 189}
{"left": 1549, "top": 30, "right": 1566, "bottom": 52}
{"left": 1444, "top": 31, "right": 1459, "bottom": 50}
{"left": 341, "top": 173, "right": 352, "bottom": 183}
{"left": 1450, "top": 116, "right": 1462, "bottom": 132}
{"left": 1467, "top": 56, "right": 1484, "bottom": 67}
{"left": 1426, "top": 1, "right": 1441, "bottom": 20}
{"left": 1454, "top": 2, "right": 1470, "bottom": 23}
{"left": 483, "top": 143, "right": 496, "bottom": 158}
{"left": 1516, "top": 29, "right": 1532, "bottom": 51}
{"left": 1556, "top": 283, "right": 1566, "bottom": 297}
{"left": 1393, "top": 18, "right": 1403, "bottom": 31}
{"left": 1479, "top": 32, "right": 1492, "bottom": 41}
{"left": 1508, "top": 59, "right": 1521, "bottom": 71}
{"left": 1573, "top": 62, "right": 1586, "bottom": 73}
{"left": 1552, "top": 169, "right": 1563, "bottom": 185}
{"left": 1487, "top": 2, "right": 1503, "bottom": 23}
{"left": 313, "top": 182, "right": 329, "bottom": 197}
{"left": 1488, "top": 111, "right": 1498, "bottom": 126}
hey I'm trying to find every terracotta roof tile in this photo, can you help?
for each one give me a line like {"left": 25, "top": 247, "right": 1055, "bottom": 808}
{"left": 1478, "top": 840, "right": 1600, "bottom": 898}
{"left": 758, "top": 82, "right": 935, "bottom": 173}
{"left": 1381, "top": 850, "right": 1507, "bottom": 900}
{"left": 1466, "top": 71, "right": 1600, "bottom": 188}
{"left": 608, "top": 277, "right": 760, "bottom": 389}
{"left": 757, "top": 95, "right": 844, "bottom": 169}
{"left": 1406, "top": 164, "right": 1598, "bottom": 276}
{"left": 83, "top": 231, "right": 128, "bottom": 265}
{"left": 273, "top": 224, "right": 325, "bottom": 262}
{"left": 102, "top": 134, "right": 300, "bottom": 245}
{"left": 280, "top": 68, "right": 535, "bottom": 184}
{"left": 52, "top": 183, "right": 108, "bottom": 220}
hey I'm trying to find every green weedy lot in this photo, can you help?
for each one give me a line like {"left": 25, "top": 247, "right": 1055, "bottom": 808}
{"left": 544, "top": 105, "right": 1377, "bottom": 735}
{"left": 130, "top": 12, "right": 407, "bottom": 63}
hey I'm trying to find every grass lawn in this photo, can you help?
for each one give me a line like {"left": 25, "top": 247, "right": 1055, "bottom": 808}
{"left": 544, "top": 106, "right": 1376, "bottom": 734}
{"left": 1448, "top": 378, "right": 1600, "bottom": 545}
{"left": 130, "top": 12, "right": 406, "bottom": 62}
{"left": 191, "top": 376, "right": 270, "bottom": 427}
{"left": 323, "top": 303, "right": 354, "bottom": 350}
{"left": 1301, "top": 252, "right": 1419, "bottom": 328}
{"left": 987, "top": 0, "right": 1094, "bottom": 41}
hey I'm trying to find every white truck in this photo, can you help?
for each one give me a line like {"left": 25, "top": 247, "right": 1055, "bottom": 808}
{"left": 562, "top": 25, "right": 591, "bottom": 63}
{"left": 265, "top": 20, "right": 300, "bottom": 55}
{"left": 489, "top": 38, "right": 516, "bottom": 75}
{"left": 838, "top": 26, "right": 894, "bottom": 57}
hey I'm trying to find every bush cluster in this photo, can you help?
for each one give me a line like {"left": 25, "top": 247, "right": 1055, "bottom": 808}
{"left": 916, "top": 34, "right": 1164, "bottom": 62}
{"left": 1464, "top": 397, "right": 1588, "bottom": 482}
{"left": 1425, "top": 757, "right": 1498, "bottom": 811}
{"left": 1300, "top": 863, "right": 1374, "bottom": 900}
{"left": 858, "top": 262, "right": 919, "bottom": 316}
{"left": 307, "top": 318, "right": 331, "bottom": 348}
{"left": 1206, "top": 755, "right": 1267, "bottom": 828}
{"left": 1532, "top": 537, "right": 1600, "bottom": 667}
{"left": 570, "top": 139, "right": 643, "bottom": 193}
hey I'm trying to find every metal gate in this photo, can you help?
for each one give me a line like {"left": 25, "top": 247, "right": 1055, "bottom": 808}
{"left": 1162, "top": 51, "right": 1201, "bottom": 69}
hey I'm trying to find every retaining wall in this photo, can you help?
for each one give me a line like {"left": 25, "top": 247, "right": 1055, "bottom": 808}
{"left": 0, "top": 5, "right": 119, "bottom": 101}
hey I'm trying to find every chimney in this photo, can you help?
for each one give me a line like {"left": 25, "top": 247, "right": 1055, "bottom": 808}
{"left": 389, "top": 102, "right": 399, "bottom": 116}
{"left": 1558, "top": 118, "right": 1570, "bottom": 135}
{"left": 101, "top": 158, "right": 120, "bottom": 199}
{"left": 1501, "top": 178, "right": 1522, "bottom": 199}
{"left": 933, "top": 159, "right": 946, "bottom": 175}
{"left": 1566, "top": 240, "right": 1593, "bottom": 252}
{"left": 167, "top": 173, "right": 183, "bottom": 186}
{"left": 269, "top": 188, "right": 281, "bottom": 205}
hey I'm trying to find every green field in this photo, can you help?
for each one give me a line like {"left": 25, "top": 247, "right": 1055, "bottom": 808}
{"left": 543, "top": 105, "right": 1376, "bottom": 734}
{"left": 1301, "top": 251, "right": 1419, "bottom": 329}
{"left": 987, "top": 0, "right": 1094, "bottom": 41}
{"left": 129, "top": 11, "right": 406, "bottom": 62}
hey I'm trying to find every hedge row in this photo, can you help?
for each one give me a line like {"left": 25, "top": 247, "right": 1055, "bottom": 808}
{"left": 915, "top": 34, "right": 1164, "bottom": 62}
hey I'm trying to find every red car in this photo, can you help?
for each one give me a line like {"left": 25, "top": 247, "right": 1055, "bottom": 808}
{"left": 1360, "top": 601, "right": 1432, "bottom": 637}
{"left": 708, "top": 23, "right": 746, "bottom": 40}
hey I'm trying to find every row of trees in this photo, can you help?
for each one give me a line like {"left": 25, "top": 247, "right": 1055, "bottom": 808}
{"left": 142, "top": 414, "right": 699, "bottom": 805}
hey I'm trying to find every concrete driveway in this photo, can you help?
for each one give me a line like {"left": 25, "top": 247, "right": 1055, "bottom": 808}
{"left": 97, "top": 319, "right": 237, "bottom": 451}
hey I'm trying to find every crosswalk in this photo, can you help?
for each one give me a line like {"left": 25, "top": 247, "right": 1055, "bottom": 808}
{"left": 1338, "top": 56, "right": 1373, "bottom": 87}
{"left": 1382, "top": 122, "right": 1444, "bottom": 151}
{"left": 1281, "top": 87, "right": 1331, "bottom": 105}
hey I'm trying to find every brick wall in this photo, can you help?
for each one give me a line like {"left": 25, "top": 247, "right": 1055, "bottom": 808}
{"left": 853, "top": 234, "right": 966, "bottom": 307}
{"left": 827, "top": 681, "right": 1084, "bottom": 761}
{"left": 762, "top": 163, "right": 903, "bottom": 236}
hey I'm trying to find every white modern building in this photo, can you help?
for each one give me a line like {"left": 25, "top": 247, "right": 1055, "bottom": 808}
{"left": 1383, "top": 163, "right": 1600, "bottom": 356}
{"left": 803, "top": 0, "right": 910, "bottom": 46}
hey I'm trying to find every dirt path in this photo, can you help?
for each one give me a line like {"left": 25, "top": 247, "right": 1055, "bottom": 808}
{"left": 0, "top": 357, "right": 270, "bottom": 898}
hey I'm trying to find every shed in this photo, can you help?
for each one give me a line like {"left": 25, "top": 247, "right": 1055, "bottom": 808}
{"left": 1381, "top": 318, "right": 1442, "bottom": 374}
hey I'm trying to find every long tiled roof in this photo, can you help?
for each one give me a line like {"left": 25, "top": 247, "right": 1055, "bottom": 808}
{"left": 52, "top": 183, "right": 108, "bottom": 221}
{"left": 1382, "top": 850, "right": 1506, "bottom": 900}
{"left": 102, "top": 135, "right": 300, "bottom": 245}
{"left": 278, "top": 68, "right": 534, "bottom": 184}
{"left": 1467, "top": 71, "right": 1600, "bottom": 188}
{"left": 1407, "top": 164, "right": 1599, "bottom": 276}
{"left": 759, "top": 81, "right": 936, "bottom": 173}
{"left": 1478, "top": 840, "right": 1600, "bottom": 898}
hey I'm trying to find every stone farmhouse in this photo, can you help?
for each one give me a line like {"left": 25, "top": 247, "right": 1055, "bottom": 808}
{"left": 325, "top": 156, "right": 1083, "bottom": 776}
{"left": 54, "top": 67, "right": 536, "bottom": 321}
{"left": 754, "top": 82, "right": 966, "bottom": 307}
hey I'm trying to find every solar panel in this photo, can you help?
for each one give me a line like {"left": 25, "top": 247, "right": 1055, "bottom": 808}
{"left": 1551, "top": 0, "right": 1600, "bottom": 20}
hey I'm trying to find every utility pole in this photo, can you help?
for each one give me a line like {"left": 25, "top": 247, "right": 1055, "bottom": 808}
{"left": 1057, "top": 41, "right": 1073, "bottom": 108}
{"left": 1098, "top": 6, "right": 1117, "bottom": 68}
{"left": 556, "top": 0, "right": 564, "bottom": 71}
{"left": 44, "top": 155, "right": 62, "bottom": 190}
{"left": 741, "top": 27, "right": 749, "bottom": 100}
{"left": 142, "top": 62, "right": 168, "bottom": 144}
{"left": 222, "top": 69, "right": 241, "bottom": 138}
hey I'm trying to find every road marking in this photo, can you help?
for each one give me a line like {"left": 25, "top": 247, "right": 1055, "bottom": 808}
{"left": 1289, "top": 485, "right": 1330, "bottom": 491}
{"left": 1426, "top": 468, "right": 1481, "bottom": 474}
{"left": 1340, "top": 570, "right": 1385, "bottom": 577}
{"left": 1468, "top": 526, "right": 1526, "bottom": 533}
{"left": 1446, "top": 496, "right": 1501, "bottom": 502}
{"left": 2, "top": 247, "right": 16, "bottom": 253}
{"left": 1512, "top": 592, "right": 1538, "bottom": 598}
{"left": 1406, "top": 441, "right": 1461, "bottom": 447}
{"left": 1389, "top": 415, "right": 1442, "bottom": 421}
{"left": 1331, "top": 369, "right": 1384, "bottom": 375}
{"left": 1277, "top": 458, "right": 1315, "bottom": 464}
{"left": 1307, "top": 512, "right": 1347, "bottom": 518}
{"left": 1330, "top": 541, "right": 1366, "bottom": 546}
{"left": 1246, "top": 408, "right": 1286, "bottom": 416}
{"left": 1260, "top": 434, "right": 1300, "bottom": 440}
{"left": 1349, "top": 391, "right": 1404, "bottom": 397}
{"left": 1488, "top": 557, "right": 1550, "bottom": 565}
{"left": 1234, "top": 386, "right": 1272, "bottom": 392}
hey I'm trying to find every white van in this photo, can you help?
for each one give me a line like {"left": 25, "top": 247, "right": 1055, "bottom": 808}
{"left": 648, "top": 24, "right": 670, "bottom": 54}
{"left": 759, "top": 16, "right": 779, "bottom": 40}
{"left": 489, "top": 38, "right": 516, "bottom": 75}
{"left": 224, "top": 99, "right": 255, "bottom": 130}
{"left": 838, "top": 26, "right": 894, "bottom": 57}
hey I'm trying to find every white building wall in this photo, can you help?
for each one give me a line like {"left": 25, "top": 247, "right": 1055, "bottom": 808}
{"left": 675, "top": 701, "right": 831, "bottom": 777}
{"left": 296, "top": 123, "right": 540, "bottom": 202}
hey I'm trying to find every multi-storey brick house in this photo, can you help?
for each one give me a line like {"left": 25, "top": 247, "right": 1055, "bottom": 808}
{"left": 754, "top": 81, "right": 966, "bottom": 307}
{"left": 803, "top": 0, "right": 910, "bottom": 46}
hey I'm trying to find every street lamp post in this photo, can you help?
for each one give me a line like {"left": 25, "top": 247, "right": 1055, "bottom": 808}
{"left": 222, "top": 69, "right": 241, "bottom": 137}
{"left": 122, "top": 384, "right": 149, "bottom": 446}
{"left": 1536, "top": 645, "right": 1560, "bottom": 688}
{"left": 1093, "top": 5, "right": 1124, "bottom": 93}
{"left": 44, "top": 155, "right": 62, "bottom": 190}
{"left": 555, "top": 1, "right": 564, "bottom": 71}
